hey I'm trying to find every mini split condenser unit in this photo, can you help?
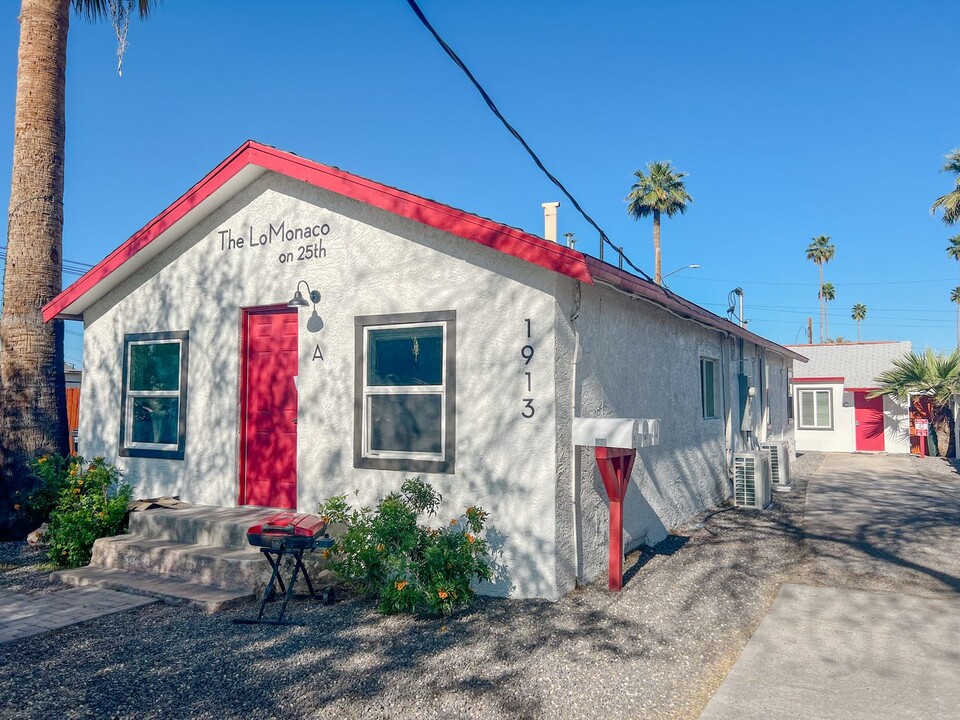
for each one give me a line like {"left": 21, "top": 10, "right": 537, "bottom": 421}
{"left": 733, "top": 451, "right": 771, "bottom": 509}
{"left": 759, "top": 441, "right": 791, "bottom": 488}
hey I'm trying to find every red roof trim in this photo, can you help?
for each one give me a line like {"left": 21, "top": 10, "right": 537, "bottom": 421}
{"left": 792, "top": 376, "right": 845, "bottom": 384}
{"left": 43, "top": 141, "right": 591, "bottom": 321}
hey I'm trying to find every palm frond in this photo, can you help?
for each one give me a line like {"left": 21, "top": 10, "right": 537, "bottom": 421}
{"left": 73, "top": 0, "right": 156, "bottom": 21}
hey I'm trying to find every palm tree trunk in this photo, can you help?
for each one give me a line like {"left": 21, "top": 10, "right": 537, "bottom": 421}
{"left": 857, "top": 319, "right": 861, "bottom": 342}
{"left": 0, "top": 0, "right": 70, "bottom": 537}
{"left": 653, "top": 209, "right": 662, "bottom": 284}
{"left": 825, "top": 300, "right": 829, "bottom": 340}
{"left": 818, "top": 263, "right": 824, "bottom": 342}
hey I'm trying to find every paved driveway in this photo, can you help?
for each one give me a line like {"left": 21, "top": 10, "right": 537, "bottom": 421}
{"left": 700, "top": 453, "right": 960, "bottom": 719}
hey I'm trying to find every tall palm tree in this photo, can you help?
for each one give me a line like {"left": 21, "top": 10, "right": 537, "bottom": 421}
{"left": 819, "top": 282, "right": 836, "bottom": 340}
{"left": 0, "top": 0, "right": 154, "bottom": 536}
{"left": 931, "top": 149, "right": 960, "bottom": 225}
{"left": 869, "top": 349, "right": 960, "bottom": 457}
{"left": 851, "top": 303, "right": 867, "bottom": 342}
{"left": 952, "top": 287, "right": 960, "bottom": 348}
{"left": 805, "top": 235, "right": 835, "bottom": 342}
{"left": 947, "top": 234, "right": 960, "bottom": 282}
{"left": 626, "top": 161, "right": 693, "bottom": 284}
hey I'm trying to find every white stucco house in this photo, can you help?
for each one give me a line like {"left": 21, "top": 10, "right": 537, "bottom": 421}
{"left": 44, "top": 141, "right": 804, "bottom": 600}
{"left": 785, "top": 341, "right": 912, "bottom": 454}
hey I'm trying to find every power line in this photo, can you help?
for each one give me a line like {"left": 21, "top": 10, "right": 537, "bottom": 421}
{"left": 0, "top": 245, "right": 94, "bottom": 277}
{"left": 691, "top": 275, "right": 957, "bottom": 287}
{"left": 404, "top": 0, "right": 654, "bottom": 283}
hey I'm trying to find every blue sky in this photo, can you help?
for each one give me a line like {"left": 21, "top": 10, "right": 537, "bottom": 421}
{"left": 1, "top": 1, "right": 958, "bottom": 367}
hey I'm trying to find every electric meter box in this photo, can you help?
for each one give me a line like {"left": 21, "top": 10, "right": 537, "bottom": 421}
{"left": 573, "top": 418, "right": 660, "bottom": 449}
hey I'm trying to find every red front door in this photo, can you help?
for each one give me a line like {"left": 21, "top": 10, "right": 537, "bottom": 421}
{"left": 854, "top": 391, "right": 885, "bottom": 452}
{"left": 240, "top": 307, "right": 299, "bottom": 509}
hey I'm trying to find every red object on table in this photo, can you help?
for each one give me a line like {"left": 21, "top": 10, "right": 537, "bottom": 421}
{"left": 246, "top": 512, "right": 329, "bottom": 549}
{"left": 594, "top": 446, "right": 637, "bottom": 591}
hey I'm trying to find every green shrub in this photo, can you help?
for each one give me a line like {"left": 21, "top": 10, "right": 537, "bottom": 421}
{"left": 318, "top": 477, "right": 492, "bottom": 617}
{"left": 46, "top": 457, "right": 133, "bottom": 569}
{"left": 19, "top": 453, "right": 83, "bottom": 525}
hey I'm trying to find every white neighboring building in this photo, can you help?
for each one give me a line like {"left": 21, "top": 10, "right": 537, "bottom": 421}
{"left": 44, "top": 142, "right": 804, "bottom": 600}
{"left": 786, "top": 341, "right": 911, "bottom": 454}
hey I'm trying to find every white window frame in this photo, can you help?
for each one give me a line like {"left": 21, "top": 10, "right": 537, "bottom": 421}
{"left": 797, "top": 388, "right": 833, "bottom": 430}
{"left": 700, "top": 357, "right": 720, "bottom": 419}
{"left": 362, "top": 321, "right": 448, "bottom": 462}
{"left": 353, "top": 310, "right": 456, "bottom": 474}
{"left": 119, "top": 331, "right": 189, "bottom": 459}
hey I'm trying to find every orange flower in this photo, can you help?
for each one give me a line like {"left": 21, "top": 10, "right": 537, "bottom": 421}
{"left": 321, "top": 549, "right": 331, "bottom": 559}
{"left": 450, "top": 518, "right": 457, "bottom": 526}
{"left": 465, "top": 534, "right": 475, "bottom": 543}
{"left": 395, "top": 580, "right": 408, "bottom": 591}
{"left": 73, "top": 488, "right": 81, "bottom": 495}
{"left": 13, "top": 503, "right": 21, "bottom": 511}
{"left": 437, "top": 590, "right": 448, "bottom": 600}
{"left": 376, "top": 543, "right": 385, "bottom": 552}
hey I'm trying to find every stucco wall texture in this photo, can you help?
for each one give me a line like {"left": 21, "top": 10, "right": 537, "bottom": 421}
{"left": 79, "top": 170, "right": 795, "bottom": 600}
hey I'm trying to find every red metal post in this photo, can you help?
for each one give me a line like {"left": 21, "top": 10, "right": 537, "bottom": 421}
{"left": 594, "top": 446, "right": 637, "bottom": 591}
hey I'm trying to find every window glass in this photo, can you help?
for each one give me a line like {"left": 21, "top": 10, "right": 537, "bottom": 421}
{"left": 815, "top": 391, "right": 831, "bottom": 427}
{"left": 368, "top": 326, "right": 442, "bottom": 386}
{"left": 129, "top": 343, "right": 180, "bottom": 391}
{"left": 701, "top": 358, "right": 717, "bottom": 418}
{"left": 798, "top": 388, "right": 831, "bottom": 429}
{"left": 369, "top": 394, "right": 442, "bottom": 454}
{"left": 131, "top": 397, "right": 179, "bottom": 445}
{"left": 355, "top": 312, "right": 455, "bottom": 473}
{"left": 120, "top": 332, "right": 188, "bottom": 459}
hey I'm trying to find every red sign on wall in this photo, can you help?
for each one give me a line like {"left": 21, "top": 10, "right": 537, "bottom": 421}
{"left": 915, "top": 419, "right": 929, "bottom": 437}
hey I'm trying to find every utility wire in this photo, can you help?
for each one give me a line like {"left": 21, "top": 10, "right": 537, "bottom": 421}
{"left": 404, "top": 0, "right": 655, "bottom": 283}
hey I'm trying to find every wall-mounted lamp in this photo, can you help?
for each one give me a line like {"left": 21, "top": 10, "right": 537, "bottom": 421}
{"left": 287, "top": 280, "right": 321, "bottom": 308}
{"left": 288, "top": 280, "right": 324, "bottom": 332}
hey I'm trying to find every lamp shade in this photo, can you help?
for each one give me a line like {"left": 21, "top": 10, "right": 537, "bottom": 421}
{"left": 287, "top": 290, "right": 309, "bottom": 308}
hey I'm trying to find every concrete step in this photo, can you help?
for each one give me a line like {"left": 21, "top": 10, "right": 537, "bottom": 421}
{"left": 128, "top": 505, "right": 282, "bottom": 549}
{"left": 90, "top": 534, "right": 266, "bottom": 590}
{"left": 51, "top": 566, "right": 254, "bottom": 613}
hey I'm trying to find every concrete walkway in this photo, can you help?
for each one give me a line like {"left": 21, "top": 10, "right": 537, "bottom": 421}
{"left": 700, "top": 453, "right": 960, "bottom": 719}
{"left": 0, "top": 586, "right": 156, "bottom": 644}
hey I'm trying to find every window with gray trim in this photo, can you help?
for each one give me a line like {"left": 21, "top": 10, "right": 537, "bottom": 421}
{"left": 119, "top": 331, "right": 189, "bottom": 459}
{"left": 700, "top": 357, "right": 719, "bottom": 419}
{"left": 354, "top": 311, "right": 456, "bottom": 473}
{"left": 797, "top": 388, "right": 832, "bottom": 429}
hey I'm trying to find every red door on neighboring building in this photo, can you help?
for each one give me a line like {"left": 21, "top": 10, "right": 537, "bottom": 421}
{"left": 239, "top": 307, "right": 299, "bottom": 509}
{"left": 854, "top": 391, "right": 885, "bottom": 452}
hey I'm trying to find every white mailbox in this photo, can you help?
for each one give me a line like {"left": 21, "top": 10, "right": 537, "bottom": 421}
{"left": 573, "top": 417, "right": 661, "bottom": 449}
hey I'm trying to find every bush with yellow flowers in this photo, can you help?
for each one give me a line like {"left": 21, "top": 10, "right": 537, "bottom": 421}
{"left": 318, "top": 478, "right": 491, "bottom": 617}
{"left": 42, "top": 456, "right": 133, "bottom": 569}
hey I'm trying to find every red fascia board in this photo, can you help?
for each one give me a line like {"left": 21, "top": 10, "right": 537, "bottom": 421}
{"left": 585, "top": 258, "right": 808, "bottom": 362}
{"left": 845, "top": 387, "right": 880, "bottom": 392}
{"left": 792, "top": 376, "right": 845, "bottom": 384}
{"left": 43, "top": 141, "right": 592, "bottom": 322}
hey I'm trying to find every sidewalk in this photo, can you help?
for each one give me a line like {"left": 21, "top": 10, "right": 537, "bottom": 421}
{"left": 699, "top": 453, "right": 960, "bottom": 719}
{"left": 0, "top": 586, "right": 156, "bottom": 643}
{"left": 698, "top": 583, "right": 960, "bottom": 719}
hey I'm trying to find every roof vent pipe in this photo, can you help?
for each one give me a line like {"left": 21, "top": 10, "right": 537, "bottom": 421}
{"left": 541, "top": 201, "right": 560, "bottom": 243}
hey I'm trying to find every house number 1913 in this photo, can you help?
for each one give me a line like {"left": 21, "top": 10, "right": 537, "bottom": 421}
{"left": 521, "top": 318, "right": 535, "bottom": 418}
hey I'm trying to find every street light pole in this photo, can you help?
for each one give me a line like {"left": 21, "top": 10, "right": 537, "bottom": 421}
{"left": 661, "top": 263, "right": 701, "bottom": 282}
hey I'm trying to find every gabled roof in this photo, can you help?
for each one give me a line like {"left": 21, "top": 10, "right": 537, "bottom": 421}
{"left": 786, "top": 341, "right": 911, "bottom": 387}
{"left": 44, "top": 141, "right": 805, "bottom": 362}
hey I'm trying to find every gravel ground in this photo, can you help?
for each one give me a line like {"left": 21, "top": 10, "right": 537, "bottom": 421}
{"left": 0, "top": 455, "right": 823, "bottom": 720}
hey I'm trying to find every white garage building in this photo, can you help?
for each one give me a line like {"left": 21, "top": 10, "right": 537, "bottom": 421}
{"left": 45, "top": 142, "right": 804, "bottom": 599}
{"left": 786, "top": 341, "right": 911, "bottom": 454}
